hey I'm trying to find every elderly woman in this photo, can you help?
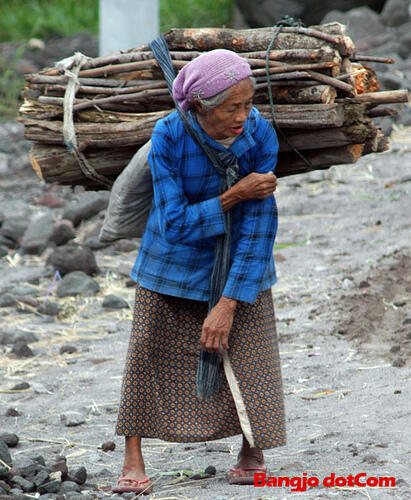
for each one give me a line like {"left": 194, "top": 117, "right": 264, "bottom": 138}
{"left": 114, "top": 49, "right": 286, "bottom": 494}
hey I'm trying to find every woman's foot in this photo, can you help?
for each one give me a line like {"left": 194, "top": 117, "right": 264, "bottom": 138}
{"left": 113, "top": 437, "right": 153, "bottom": 494}
{"left": 227, "top": 438, "right": 266, "bottom": 485}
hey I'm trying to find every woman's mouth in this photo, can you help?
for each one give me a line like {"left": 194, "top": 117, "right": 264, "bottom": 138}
{"left": 231, "top": 126, "right": 243, "bottom": 135}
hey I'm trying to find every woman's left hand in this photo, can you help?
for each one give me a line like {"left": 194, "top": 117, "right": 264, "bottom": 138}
{"left": 200, "top": 297, "right": 237, "bottom": 353}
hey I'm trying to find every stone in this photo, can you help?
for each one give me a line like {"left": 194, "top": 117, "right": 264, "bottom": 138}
{"left": 11, "top": 284, "right": 38, "bottom": 297}
{"left": 5, "top": 408, "right": 22, "bottom": 417}
{"left": 0, "top": 467, "right": 9, "bottom": 480}
{"left": 46, "top": 243, "right": 99, "bottom": 277}
{"left": 101, "top": 441, "right": 115, "bottom": 452}
{"left": 11, "top": 476, "right": 35, "bottom": 493}
{"left": 0, "top": 267, "right": 46, "bottom": 289}
{"left": 48, "top": 220, "right": 75, "bottom": 246}
{"left": 56, "top": 271, "right": 100, "bottom": 298}
{"left": 0, "top": 235, "right": 15, "bottom": 249}
{"left": 113, "top": 239, "right": 139, "bottom": 253}
{"left": 13, "top": 457, "right": 39, "bottom": 478}
{"left": 33, "top": 470, "right": 50, "bottom": 488}
{"left": 21, "top": 214, "right": 54, "bottom": 255}
{"left": 63, "top": 192, "right": 110, "bottom": 227}
{"left": 65, "top": 495, "right": 94, "bottom": 500}
{"left": 14, "top": 332, "right": 39, "bottom": 344}
{"left": 0, "top": 441, "right": 12, "bottom": 466}
{"left": 11, "top": 382, "right": 30, "bottom": 390}
{"left": 38, "top": 495, "right": 57, "bottom": 500}
{"left": 31, "top": 383, "right": 50, "bottom": 394}
{"left": 52, "top": 457, "right": 68, "bottom": 481}
{"left": 38, "top": 480, "right": 61, "bottom": 494}
{"left": 11, "top": 341, "right": 34, "bottom": 358}
{"left": 0, "top": 480, "right": 10, "bottom": 492}
{"left": 322, "top": 7, "right": 385, "bottom": 44}
{"left": 59, "top": 481, "right": 80, "bottom": 493}
{"left": 0, "top": 293, "right": 16, "bottom": 308}
{"left": 68, "top": 466, "right": 87, "bottom": 485}
{"left": 102, "top": 294, "right": 129, "bottom": 309}
{"left": 0, "top": 328, "right": 38, "bottom": 346}
{"left": 0, "top": 245, "right": 8, "bottom": 258}
{"left": 38, "top": 301, "right": 61, "bottom": 316}
{"left": 0, "top": 218, "right": 29, "bottom": 246}
{"left": 7, "top": 487, "right": 26, "bottom": 498}
{"left": 392, "top": 357, "right": 406, "bottom": 367}
{"left": 60, "top": 412, "right": 86, "bottom": 427}
{"left": 59, "top": 344, "right": 78, "bottom": 355}
{"left": 0, "top": 433, "right": 19, "bottom": 447}
{"left": 378, "top": 72, "right": 407, "bottom": 91}
{"left": 380, "top": 0, "right": 410, "bottom": 26}
{"left": 204, "top": 465, "right": 216, "bottom": 476}
{"left": 0, "top": 330, "right": 14, "bottom": 344}
{"left": 49, "top": 471, "right": 62, "bottom": 482}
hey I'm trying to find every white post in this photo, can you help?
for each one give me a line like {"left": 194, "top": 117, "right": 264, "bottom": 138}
{"left": 99, "top": 0, "right": 159, "bottom": 56}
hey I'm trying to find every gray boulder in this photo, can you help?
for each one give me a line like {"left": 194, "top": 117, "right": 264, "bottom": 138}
{"left": 46, "top": 243, "right": 99, "bottom": 276}
{"left": 56, "top": 271, "right": 99, "bottom": 298}
{"left": 235, "top": 0, "right": 385, "bottom": 28}
{"left": 48, "top": 220, "right": 75, "bottom": 247}
{"left": 21, "top": 214, "right": 54, "bottom": 255}
{"left": 380, "top": 0, "right": 410, "bottom": 26}
{"left": 102, "top": 294, "right": 129, "bottom": 309}
{"left": 63, "top": 192, "right": 110, "bottom": 227}
{"left": 0, "top": 218, "right": 29, "bottom": 246}
{"left": 0, "top": 293, "right": 16, "bottom": 308}
{"left": 322, "top": 7, "right": 385, "bottom": 42}
{"left": 0, "top": 441, "right": 12, "bottom": 467}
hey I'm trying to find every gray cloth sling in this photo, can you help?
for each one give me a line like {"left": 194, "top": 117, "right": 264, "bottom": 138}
{"left": 150, "top": 36, "right": 240, "bottom": 400}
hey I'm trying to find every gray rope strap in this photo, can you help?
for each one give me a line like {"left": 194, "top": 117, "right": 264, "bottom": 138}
{"left": 57, "top": 52, "right": 113, "bottom": 189}
{"left": 150, "top": 36, "right": 240, "bottom": 401}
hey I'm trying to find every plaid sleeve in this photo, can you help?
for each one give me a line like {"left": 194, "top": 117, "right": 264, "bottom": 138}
{"left": 149, "top": 120, "right": 227, "bottom": 244}
{"left": 222, "top": 121, "right": 279, "bottom": 303}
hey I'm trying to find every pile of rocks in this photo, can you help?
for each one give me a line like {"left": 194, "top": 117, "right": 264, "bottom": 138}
{"left": 0, "top": 180, "right": 135, "bottom": 360}
{"left": 0, "top": 435, "right": 89, "bottom": 500}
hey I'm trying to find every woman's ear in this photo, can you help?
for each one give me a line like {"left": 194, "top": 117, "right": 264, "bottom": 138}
{"left": 193, "top": 99, "right": 205, "bottom": 115}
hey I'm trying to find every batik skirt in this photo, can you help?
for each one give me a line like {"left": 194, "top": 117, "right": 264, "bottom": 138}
{"left": 116, "top": 285, "right": 286, "bottom": 450}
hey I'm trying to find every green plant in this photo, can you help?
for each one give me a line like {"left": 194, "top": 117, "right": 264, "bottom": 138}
{"left": 0, "top": 44, "right": 26, "bottom": 119}
{"left": 0, "top": 0, "right": 232, "bottom": 43}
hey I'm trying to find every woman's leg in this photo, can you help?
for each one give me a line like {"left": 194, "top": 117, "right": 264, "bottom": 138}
{"left": 119, "top": 436, "right": 147, "bottom": 483}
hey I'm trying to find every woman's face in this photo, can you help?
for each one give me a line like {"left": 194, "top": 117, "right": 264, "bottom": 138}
{"left": 195, "top": 78, "right": 254, "bottom": 140}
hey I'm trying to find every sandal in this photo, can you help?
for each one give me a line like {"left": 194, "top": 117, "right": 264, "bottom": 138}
{"left": 112, "top": 476, "right": 153, "bottom": 494}
{"left": 227, "top": 466, "right": 267, "bottom": 485}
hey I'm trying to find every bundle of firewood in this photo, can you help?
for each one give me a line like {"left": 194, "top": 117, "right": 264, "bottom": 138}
{"left": 18, "top": 23, "right": 409, "bottom": 189}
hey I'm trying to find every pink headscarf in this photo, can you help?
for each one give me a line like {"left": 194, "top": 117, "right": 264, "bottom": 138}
{"left": 172, "top": 49, "right": 252, "bottom": 111}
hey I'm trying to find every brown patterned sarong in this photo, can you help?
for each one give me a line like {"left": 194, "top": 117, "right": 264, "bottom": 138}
{"left": 116, "top": 285, "right": 286, "bottom": 449}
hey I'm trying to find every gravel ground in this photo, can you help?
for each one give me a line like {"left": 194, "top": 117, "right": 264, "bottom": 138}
{"left": 0, "top": 124, "right": 410, "bottom": 499}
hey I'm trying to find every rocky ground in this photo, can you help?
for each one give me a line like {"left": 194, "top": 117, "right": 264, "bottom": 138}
{"left": 0, "top": 118, "right": 410, "bottom": 499}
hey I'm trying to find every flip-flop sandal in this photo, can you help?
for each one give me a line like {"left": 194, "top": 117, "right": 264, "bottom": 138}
{"left": 227, "top": 466, "right": 267, "bottom": 485}
{"left": 112, "top": 476, "right": 153, "bottom": 494}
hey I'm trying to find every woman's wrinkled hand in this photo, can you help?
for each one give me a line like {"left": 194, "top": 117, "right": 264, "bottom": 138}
{"left": 200, "top": 297, "right": 237, "bottom": 353}
{"left": 236, "top": 171, "right": 277, "bottom": 200}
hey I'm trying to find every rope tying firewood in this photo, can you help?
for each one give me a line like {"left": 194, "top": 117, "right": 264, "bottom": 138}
{"left": 56, "top": 52, "right": 113, "bottom": 189}
{"left": 266, "top": 17, "right": 314, "bottom": 170}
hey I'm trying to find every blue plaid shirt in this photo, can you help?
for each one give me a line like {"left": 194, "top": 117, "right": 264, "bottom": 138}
{"left": 131, "top": 106, "right": 279, "bottom": 303}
